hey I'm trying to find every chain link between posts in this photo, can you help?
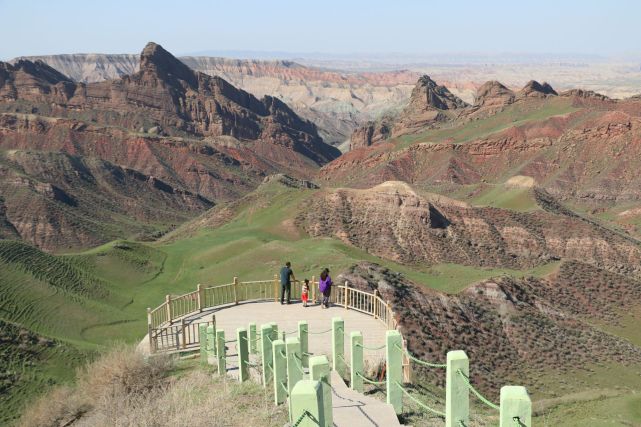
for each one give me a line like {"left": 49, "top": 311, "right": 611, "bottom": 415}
{"left": 395, "top": 381, "right": 446, "bottom": 417}
{"left": 457, "top": 369, "right": 500, "bottom": 411}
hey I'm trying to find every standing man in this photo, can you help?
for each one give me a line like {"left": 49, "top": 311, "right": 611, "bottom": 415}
{"left": 280, "top": 261, "right": 296, "bottom": 305}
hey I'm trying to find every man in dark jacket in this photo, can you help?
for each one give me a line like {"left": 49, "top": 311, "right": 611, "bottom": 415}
{"left": 280, "top": 261, "right": 296, "bottom": 304}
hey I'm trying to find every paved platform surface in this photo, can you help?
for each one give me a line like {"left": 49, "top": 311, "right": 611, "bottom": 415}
{"left": 195, "top": 299, "right": 388, "bottom": 371}
{"left": 329, "top": 370, "right": 400, "bottom": 427}
{"left": 141, "top": 299, "right": 397, "bottom": 426}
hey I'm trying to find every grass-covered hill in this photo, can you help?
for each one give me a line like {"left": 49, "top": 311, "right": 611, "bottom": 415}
{"left": 2, "top": 176, "right": 641, "bottom": 425}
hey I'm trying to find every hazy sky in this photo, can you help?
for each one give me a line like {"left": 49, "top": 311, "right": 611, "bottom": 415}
{"left": 1, "top": 0, "right": 640, "bottom": 60}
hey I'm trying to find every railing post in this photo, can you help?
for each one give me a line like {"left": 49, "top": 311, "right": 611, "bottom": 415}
{"left": 216, "top": 329, "right": 226, "bottom": 376}
{"left": 298, "top": 320, "right": 309, "bottom": 368}
{"left": 274, "top": 274, "right": 279, "bottom": 302}
{"left": 351, "top": 331, "right": 363, "bottom": 393}
{"left": 273, "top": 339, "right": 287, "bottom": 404}
{"left": 386, "top": 329, "right": 403, "bottom": 414}
{"left": 181, "top": 317, "right": 187, "bottom": 349}
{"left": 286, "top": 337, "right": 303, "bottom": 422}
{"left": 199, "top": 324, "right": 208, "bottom": 367}
{"left": 165, "top": 294, "right": 172, "bottom": 323}
{"left": 147, "top": 307, "right": 153, "bottom": 353}
{"left": 233, "top": 276, "right": 239, "bottom": 305}
{"left": 290, "top": 380, "right": 325, "bottom": 427}
{"left": 248, "top": 322, "right": 257, "bottom": 355}
{"left": 206, "top": 324, "right": 216, "bottom": 362}
{"left": 446, "top": 350, "right": 469, "bottom": 427}
{"left": 269, "top": 321, "right": 278, "bottom": 342}
{"left": 260, "top": 324, "right": 273, "bottom": 386}
{"left": 344, "top": 281, "right": 349, "bottom": 309}
{"left": 332, "top": 317, "right": 345, "bottom": 377}
{"left": 197, "top": 283, "right": 204, "bottom": 312}
{"left": 237, "top": 327, "right": 249, "bottom": 382}
{"left": 309, "top": 355, "right": 332, "bottom": 427}
{"left": 500, "top": 386, "right": 531, "bottom": 427}
{"left": 373, "top": 290, "right": 380, "bottom": 318}
{"left": 311, "top": 275, "right": 316, "bottom": 304}
{"left": 402, "top": 339, "right": 412, "bottom": 383}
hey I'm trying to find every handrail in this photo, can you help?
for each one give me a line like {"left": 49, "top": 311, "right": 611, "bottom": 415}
{"left": 147, "top": 278, "right": 399, "bottom": 334}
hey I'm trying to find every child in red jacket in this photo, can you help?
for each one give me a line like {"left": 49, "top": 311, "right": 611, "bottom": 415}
{"left": 302, "top": 279, "right": 310, "bottom": 307}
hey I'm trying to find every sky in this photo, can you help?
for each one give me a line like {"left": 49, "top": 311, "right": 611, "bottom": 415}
{"left": 1, "top": 0, "right": 640, "bottom": 60}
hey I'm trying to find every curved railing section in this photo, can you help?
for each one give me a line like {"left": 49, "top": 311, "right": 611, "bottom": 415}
{"left": 146, "top": 275, "right": 532, "bottom": 426}
{"left": 146, "top": 276, "right": 403, "bottom": 358}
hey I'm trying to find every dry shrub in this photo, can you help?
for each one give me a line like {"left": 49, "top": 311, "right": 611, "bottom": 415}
{"left": 16, "top": 385, "right": 88, "bottom": 427}
{"left": 76, "top": 370, "right": 286, "bottom": 427}
{"left": 76, "top": 343, "right": 171, "bottom": 404}
{"left": 17, "top": 345, "right": 172, "bottom": 427}
{"left": 18, "top": 345, "right": 287, "bottom": 427}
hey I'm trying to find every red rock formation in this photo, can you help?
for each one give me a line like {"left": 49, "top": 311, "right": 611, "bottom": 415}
{"left": 517, "top": 80, "right": 558, "bottom": 98}
{"left": 473, "top": 80, "right": 515, "bottom": 108}
{"left": 349, "top": 120, "right": 391, "bottom": 150}
{"left": 0, "top": 42, "right": 344, "bottom": 249}
{"left": 299, "top": 182, "right": 641, "bottom": 275}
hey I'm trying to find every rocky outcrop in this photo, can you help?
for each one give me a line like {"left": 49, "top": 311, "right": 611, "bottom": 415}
{"left": 13, "top": 53, "right": 421, "bottom": 145}
{"left": 1, "top": 42, "right": 340, "bottom": 165}
{"left": 473, "top": 80, "right": 515, "bottom": 108}
{"left": 11, "top": 54, "right": 139, "bottom": 83}
{"left": 261, "top": 173, "right": 319, "bottom": 189}
{"left": 349, "top": 119, "right": 392, "bottom": 150}
{"left": 404, "top": 75, "right": 468, "bottom": 111}
{"left": 560, "top": 89, "right": 610, "bottom": 101}
{"left": 518, "top": 80, "right": 558, "bottom": 98}
{"left": 0, "top": 42, "right": 346, "bottom": 249}
{"left": 299, "top": 182, "right": 641, "bottom": 275}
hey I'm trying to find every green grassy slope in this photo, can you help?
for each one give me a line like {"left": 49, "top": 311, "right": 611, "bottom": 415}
{"left": 2, "top": 178, "right": 641, "bottom": 425}
{"left": 395, "top": 97, "right": 578, "bottom": 149}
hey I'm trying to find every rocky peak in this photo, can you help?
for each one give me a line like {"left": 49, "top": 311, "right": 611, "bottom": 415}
{"left": 138, "top": 42, "right": 197, "bottom": 88}
{"left": 409, "top": 75, "right": 468, "bottom": 111}
{"left": 519, "top": 80, "right": 558, "bottom": 98}
{"left": 559, "top": 89, "right": 610, "bottom": 101}
{"left": 10, "top": 59, "right": 72, "bottom": 84}
{"left": 473, "top": 80, "right": 515, "bottom": 107}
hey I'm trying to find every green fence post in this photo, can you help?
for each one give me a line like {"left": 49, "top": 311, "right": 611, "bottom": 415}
{"left": 237, "top": 327, "right": 249, "bottom": 383}
{"left": 298, "top": 320, "right": 309, "bottom": 368}
{"left": 216, "top": 329, "right": 226, "bottom": 376}
{"left": 332, "top": 317, "right": 345, "bottom": 376}
{"left": 206, "top": 324, "right": 216, "bottom": 363}
{"left": 446, "top": 350, "right": 469, "bottom": 427}
{"left": 500, "top": 386, "right": 531, "bottom": 427}
{"left": 199, "top": 324, "right": 208, "bottom": 367}
{"left": 309, "top": 355, "right": 332, "bottom": 427}
{"left": 273, "top": 339, "right": 287, "bottom": 404}
{"left": 289, "top": 380, "right": 325, "bottom": 427}
{"left": 386, "top": 329, "right": 403, "bottom": 414}
{"left": 260, "top": 324, "right": 273, "bottom": 386}
{"left": 248, "top": 322, "right": 257, "bottom": 355}
{"left": 286, "top": 337, "right": 303, "bottom": 422}
{"left": 351, "top": 331, "right": 363, "bottom": 392}
{"left": 269, "top": 321, "right": 278, "bottom": 342}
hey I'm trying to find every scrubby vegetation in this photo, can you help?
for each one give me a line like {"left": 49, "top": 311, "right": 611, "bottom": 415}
{"left": 17, "top": 345, "right": 287, "bottom": 427}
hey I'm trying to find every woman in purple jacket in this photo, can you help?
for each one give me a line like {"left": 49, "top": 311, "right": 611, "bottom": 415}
{"left": 319, "top": 268, "right": 332, "bottom": 309}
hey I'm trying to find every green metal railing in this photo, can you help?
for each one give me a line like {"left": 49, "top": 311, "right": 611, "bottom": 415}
{"left": 151, "top": 277, "right": 532, "bottom": 426}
